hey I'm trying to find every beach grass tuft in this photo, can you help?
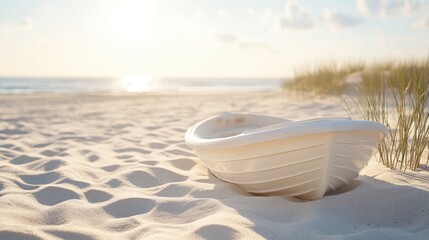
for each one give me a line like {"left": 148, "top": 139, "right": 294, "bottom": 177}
{"left": 283, "top": 61, "right": 365, "bottom": 95}
{"left": 286, "top": 58, "right": 429, "bottom": 171}
{"left": 355, "top": 59, "right": 429, "bottom": 170}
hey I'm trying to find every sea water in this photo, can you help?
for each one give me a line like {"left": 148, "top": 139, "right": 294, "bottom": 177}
{"left": 0, "top": 77, "right": 286, "bottom": 93}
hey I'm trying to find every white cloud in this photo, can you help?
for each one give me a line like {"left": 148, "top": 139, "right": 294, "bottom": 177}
{"left": 323, "top": 10, "right": 362, "bottom": 29}
{"left": 413, "top": 12, "right": 429, "bottom": 28}
{"left": 357, "top": 0, "right": 422, "bottom": 16}
{"left": 278, "top": 1, "right": 315, "bottom": 29}
{"left": 276, "top": 3, "right": 362, "bottom": 31}
{"left": 357, "top": 0, "right": 382, "bottom": 15}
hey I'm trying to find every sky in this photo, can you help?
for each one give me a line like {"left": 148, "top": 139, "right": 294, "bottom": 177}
{"left": 0, "top": 0, "right": 428, "bottom": 78}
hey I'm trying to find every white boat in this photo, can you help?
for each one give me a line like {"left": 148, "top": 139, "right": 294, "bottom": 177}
{"left": 185, "top": 112, "right": 388, "bottom": 200}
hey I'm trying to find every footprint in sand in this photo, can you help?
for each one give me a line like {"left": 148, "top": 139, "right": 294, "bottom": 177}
{"left": 84, "top": 189, "right": 113, "bottom": 203}
{"left": 10, "top": 155, "right": 40, "bottom": 165}
{"left": 105, "top": 179, "right": 122, "bottom": 188}
{"left": 32, "top": 142, "right": 52, "bottom": 148}
{"left": 40, "top": 159, "right": 65, "bottom": 171}
{"left": 1, "top": 143, "right": 23, "bottom": 152}
{"left": 78, "top": 149, "right": 101, "bottom": 162}
{"left": 58, "top": 178, "right": 90, "bottom": 189}
{"left": 57, "top": 152, "right": 70, "bottom": 157}
{"left": 195, "top": 224, "right": 239, "bottom": 240}
{"left": 0, "top": 231, "right": 42, "bottom": 240}
{"left": 0, "top": 149, "right": 17, "bottom": 159}
{"left": 125, "top": 171, "right": 159, "bottom": 188}
{"left": 101, "top": 164, "right": 121, "bottom": 172}
{"left": 116, "top": 154, "right": 133, "bottom": 159}
{"left": 169, "top": 158, "right": 197, "bottom": 171}
{"left": 125, "top": 168, "right": 187, "bottom": 188}
{"left": 40, "top": 149, "right": 58, "bottom": 157}
{"left": 149, "top": 142, "right": 168, "bottom": 149}
{"left": 0, "top": 144, "right": 13, "bottom": 149}
{"left": 0, "top": 129, "right": 28, "bottom": 135}
{"left": 146, "top": 126, "right": 161, "bottom": 130}
{"left": 41, "top": 148, "right": 66, "bottom": 157}
{"left": 103, "top": 198, "right": 156, "bottom": 218}
{"left": 111, "top": 123, "right": 133, "bottom": 129}
{"left": 12, "top": 180, "right": 40, "bottom": 190}
{"left": 19, "top": 171, "right": 62, "bottom": 185}
{"left": 115, "top": 147, "right": 151, "bottom": 155}
{"left": 137, "top": 160, "right": 157, "bottom": 166}
{"left": 155, "top": 184, "right": 191, "bottom": 197}
{"left": 34, "top": 186, "right": 80, "bottom": 206}
{"left": 139, "top": 142, "right": 168, "bottom": 150}
{"left": 87, "top": 154, "right": 100, "bottom": 162}
{"left": 152, "top": 167, "right": 188, "bottom": 182}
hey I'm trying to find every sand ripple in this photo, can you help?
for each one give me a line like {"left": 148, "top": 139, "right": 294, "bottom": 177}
{"left": 0, "top": 93, "right": 428, "bottom": 239}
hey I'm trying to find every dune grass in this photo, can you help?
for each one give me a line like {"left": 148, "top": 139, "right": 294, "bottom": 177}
{"left": 286, "top": 58, "right": 429, "bottom": 171}
{"left": 353, "top": 59, "right": 429, "bottom": 170}
{"left": 283, "top": 61, "right": 365, "bottom": 95}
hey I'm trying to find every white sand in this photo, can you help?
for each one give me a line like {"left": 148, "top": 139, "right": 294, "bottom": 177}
{"left": 0, "top": 92, "right": 428, "bottom": 240}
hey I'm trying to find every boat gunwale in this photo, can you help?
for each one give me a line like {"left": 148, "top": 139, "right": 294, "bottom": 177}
{"left": 185, "top": 113, "right": 388, "bottom": 150}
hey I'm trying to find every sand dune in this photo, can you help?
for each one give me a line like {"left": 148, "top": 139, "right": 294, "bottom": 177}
{"left": 0, "top": 92, "right": 428, "bottom": 239}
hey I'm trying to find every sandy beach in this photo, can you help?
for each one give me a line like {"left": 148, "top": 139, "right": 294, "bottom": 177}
{"left": 0, "top": 92, "right": 428, "bottom": 240}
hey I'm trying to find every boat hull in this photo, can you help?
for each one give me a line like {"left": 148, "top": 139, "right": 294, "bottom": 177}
{"left": 186, "top": 113, "right": 387, "bottom": 200}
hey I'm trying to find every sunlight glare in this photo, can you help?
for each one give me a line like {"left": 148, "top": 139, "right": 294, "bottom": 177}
{"left": 118, "top": 75, "right": 153, "bottom": 92}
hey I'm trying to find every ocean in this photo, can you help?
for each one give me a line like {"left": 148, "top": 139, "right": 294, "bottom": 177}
{"left": 0, "top": 77, "right": 285, "bottom": 94}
